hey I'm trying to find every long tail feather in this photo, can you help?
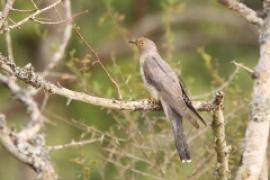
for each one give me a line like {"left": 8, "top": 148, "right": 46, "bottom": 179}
{"left": 161, "top": 100, "right": 191, "bottom": 163}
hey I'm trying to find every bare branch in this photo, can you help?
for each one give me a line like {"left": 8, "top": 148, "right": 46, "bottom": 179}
{"left": 219, "top": 0, "right": 263, "bottom": 26}
{"left": 232, "top": 61, "right": 259, "bottom": 78}
{"left": 2, "top": 0, "right": 15, "bottom": 61}
{"left": 235, "top": 15, "right": 270, "bottom": 180}
{"left": 0, "top": 53, "right": 217, "bottom": 112}
{"left": 4, "top": 22, "right": 14, "bottom": 60}
{"left": 104, "top": 148, "right": 152, "bottom": 165}
{"left": 0, "top": 74, "right": 43, "bottom": 140}
{"left": 211, "top": 92, "right": 230, "bottom": 180}
{"left": 29, "top": 0, "right": 38, "bottom": 9}
{"left": 48, "top": 138, "right": 100, "bottom": 151}
{"left": 0, "top": 59, "right": 55, "bottom": 179}
{"left": 74, "top": 28, "right": 123, "bottom": 99}
{"left": 0, "top": 0, "right": 15, "bottom": 29}
{"left": 105, "top": 156, "right": 163, "bottom": 180}
{"left": 0, "top": 114, "right": 57, "bottom": 180}
{"left": 1, "top": 0, "right": 63, "bottom": 33}
{"left": 187, "top": 153, "right": 215, "bottom": 180}
{"left": 194, "top": 65, "right": 240, "bottom": 98}
{"left": 31, "top": 10, "right": 88, "bottom": 25}
{"left": 10, "top": 7, "right": 36, "bottom": 12}
{"left": 42, "top": 0, "right": 72, "bottom": 75}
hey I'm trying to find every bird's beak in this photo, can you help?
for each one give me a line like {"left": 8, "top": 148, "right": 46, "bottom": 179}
{"left": 128, "top": 40, "right": 136, "bottom": 44}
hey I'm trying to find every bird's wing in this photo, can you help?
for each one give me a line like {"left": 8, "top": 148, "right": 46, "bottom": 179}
{"left": 143, "top": 55, "right": 200, "bottom": 128}
{"left": 180, "top": 82, "right": 207, "bottom": 126}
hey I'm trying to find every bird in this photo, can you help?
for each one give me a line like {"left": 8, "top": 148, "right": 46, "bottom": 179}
{"left": 129, "top": 37, "right": 207, "bottom": 163}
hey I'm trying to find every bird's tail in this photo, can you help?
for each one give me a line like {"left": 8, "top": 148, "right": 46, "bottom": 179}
{"left": 161, "top": 101, "right": 191, "bottom": 163}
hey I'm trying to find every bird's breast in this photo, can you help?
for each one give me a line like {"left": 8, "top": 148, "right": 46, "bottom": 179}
{"left": 140, "top": 62, "right": 160, "bottom": 100}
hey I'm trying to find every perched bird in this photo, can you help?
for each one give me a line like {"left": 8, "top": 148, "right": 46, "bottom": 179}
{"left": 129, "top": 37, "right": 207, "bottom": 163}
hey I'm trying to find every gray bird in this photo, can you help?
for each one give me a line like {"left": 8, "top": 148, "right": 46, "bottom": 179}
{"left": 129, "top": 37, "right": 207, "bottom": 163}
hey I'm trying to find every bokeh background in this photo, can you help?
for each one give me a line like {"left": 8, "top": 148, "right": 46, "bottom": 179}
{"left": 0, "top": 0, "right": 265, "bottom": 179}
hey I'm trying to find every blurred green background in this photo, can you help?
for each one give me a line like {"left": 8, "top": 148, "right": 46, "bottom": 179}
{"left": 0, "top": 0, "right": 264, "bottom": 179}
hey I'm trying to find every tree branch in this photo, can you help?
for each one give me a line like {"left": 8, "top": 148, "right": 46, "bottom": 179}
{"left": 211, "top": 92, "right": 230, "bottom": 180}
{"left": 0, "top": 74, "right": 43, "bottom": 140}
{"left": 232, "top": 61, "right": 259, "bottom": 78}
{"left": 0, "top": 114, "right": 57, "bottom": 180}
{"left": 41, "top": 0, "right": 72, "bottom": 75}
{"left": 0, "top": 58, "right": 55, "bottom": 179}
{"left": 0, "top": 0, "right": 15, "bottom": 29}
{"left": 219, "top": 0, "right": 263, "bottom": 26}
{"left": 48, "top": 138, "right": 100, "bottom": 151}
{"left": 235, "top": 10, "right": 270, "bottom": 180}
{"left": 0, "top": 53, "right": 218, "bottom": 112}
{"left": 1, "top": 0, "right": 63, "bottom": 33}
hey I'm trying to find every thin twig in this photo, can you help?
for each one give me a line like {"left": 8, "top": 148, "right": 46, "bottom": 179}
{"left": 194, "top": 65, "right": 240, "bottom": 98}
{"left": 188, "top": 102, "right": 247, "bottom": 143}
{"left": 232, "top": 60, "right": 258, "bottom": 78}
{"left": 105, "top": 157, "right": 163, "bottom": 180}
{"left": 74, "top": 28, "right": 123, "bottom": 99}
{"left": 10, "top": 7, "right": 37, "bottom": 12}
{"left": 41, "top": 0, "right": 72, "bottom": 76}
{"left": 104, "top": 148, "right": 152, "bottom": 165}
{"left": 48, "top": 138, "right": 100, "bottom": 151}
{"left": 186, "top": 152, "right": 215, "bottom": 180}
{"left": 46, "top": 111, "right": 125, "bottom": 143}
{"left": 33, "top": 10, "right": 88, "bottom": 25}
{"left": 30, "top": 0, "right": 39, "bottom": 10}
{"left": 0, "top": 0, "right": 15, "bottom": 29}
{"left": 4, "top": 22, "right": 14, "bottom": 61}
{"left": 2, "top": 0, "right": 63, "bottom": 32}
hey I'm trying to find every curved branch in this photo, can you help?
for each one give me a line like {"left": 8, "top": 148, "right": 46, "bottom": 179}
{"left": 219, "top": 0, "right": 263, "bottom": 26}
{"left": 0, "top": 114, "right": 57, "bottom": 180}
{"left": 0, "top": 53, "right": 217, "bottom": 112}
{"left": 42, "top": 0, "right": 72, "bottom": 75}
{"left": 1, "top": 0, "right": 63, "bottom": 32}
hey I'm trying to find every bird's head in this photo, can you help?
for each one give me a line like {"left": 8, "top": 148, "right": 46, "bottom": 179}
{"left": 128, "top": 37, "right": 157, "bottom": 52}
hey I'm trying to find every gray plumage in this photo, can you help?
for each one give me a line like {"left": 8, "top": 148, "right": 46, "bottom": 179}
{"left": 129, "top": 37, "right": 206, "bottom": 163}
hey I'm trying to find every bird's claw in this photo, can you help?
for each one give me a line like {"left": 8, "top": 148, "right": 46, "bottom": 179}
{"left": 148, "top": 97, "right": 159, "bottom": 106}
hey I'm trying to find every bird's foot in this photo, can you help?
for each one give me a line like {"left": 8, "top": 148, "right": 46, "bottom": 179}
{"left": 148, "top": 96, "right": 159, "bottom": 106}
